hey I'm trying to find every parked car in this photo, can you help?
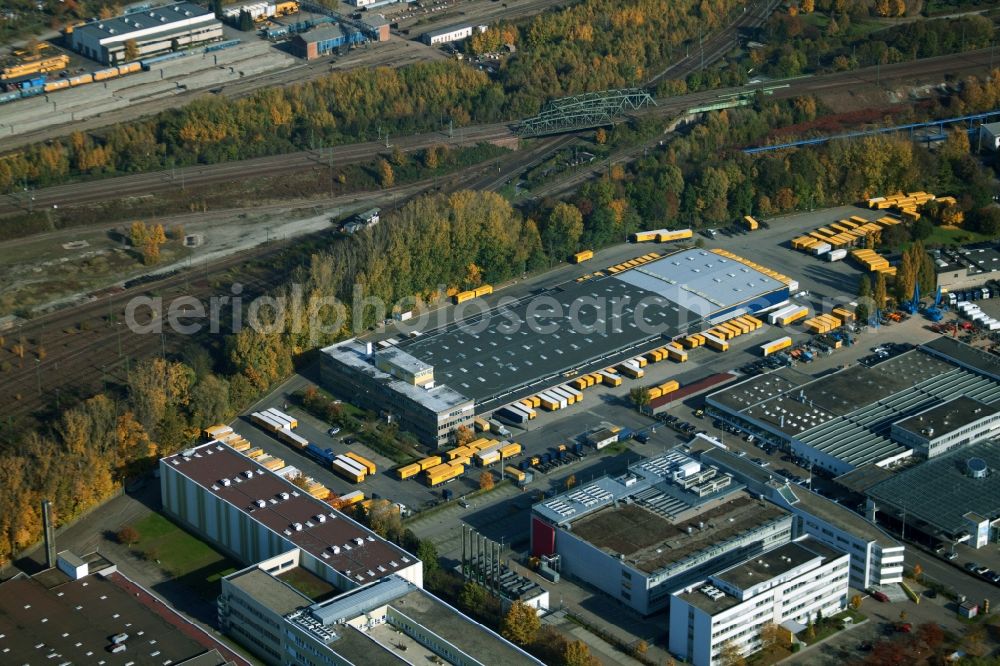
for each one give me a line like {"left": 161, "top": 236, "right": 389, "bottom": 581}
{"left": 945, "top": 552, "right": 958, "bottom": 561}
{"left": 965, "top": 562, "right": 981, "bottom": 573}
{"left": 897, "top": 623, "right": 912, "bottom": 633}
{"left": 871, "top": 591, "right": 890, "bottom": 603}
{"left": 634, "top": 432, "right": 649, "bottom": 444}
{"left": 328, "top": 427, "right": 341, "bottom": 436}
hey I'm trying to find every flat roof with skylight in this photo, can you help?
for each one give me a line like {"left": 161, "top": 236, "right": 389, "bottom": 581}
{"left": 163, "top": 442, "right": 415, "bottom": 586}
{"left": 396, "top": 248, "right": 790, "bottom": 404}
{"left": 709, "top": 343, "right": 1000, "bottom": 471}
{"left": 867, "top": 439, "right": 1000, "bottom": 538}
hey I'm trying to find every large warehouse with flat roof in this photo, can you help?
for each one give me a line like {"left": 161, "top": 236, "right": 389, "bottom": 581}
{"left": 323, "top": 248, "right": 794, "bottom": 446}
{"left": 706, "top": 338, "right": 1000, "bottom": 474}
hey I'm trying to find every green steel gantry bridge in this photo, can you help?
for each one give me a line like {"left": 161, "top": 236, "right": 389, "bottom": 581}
{"left": 515, "top": 88, "right": 657, "bottom": 137}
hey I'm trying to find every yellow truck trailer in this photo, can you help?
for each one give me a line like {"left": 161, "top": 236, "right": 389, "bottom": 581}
{"left": 571, "top": 249, "right": 594, "bottom": 263}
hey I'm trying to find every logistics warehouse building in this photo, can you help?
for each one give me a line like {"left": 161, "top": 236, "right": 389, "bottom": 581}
{"left": 69, "top": 2, "right": 223, "bottom": 64}
{"left": 706, "top": 338, "right": 1000, "bottom": 475}
{"left": 530, "top": 449, "right": 794, "bottom": 616}
{"left": 323, "top": 248, "right": 795, "bottom": 447}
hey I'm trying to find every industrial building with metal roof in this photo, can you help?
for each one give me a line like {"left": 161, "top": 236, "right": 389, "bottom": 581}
{"left": 0, "top": 551, "right": 243, "bottom": 666}
{"left": 531, "top": 448, "right": 793, "bottom": 615}
{"left": 866, "top": 439, "right": 1000, "bottom": 550}
{"left": 69, "top": 1, "right": 223, "bottom": 64}
{"left": 323, "top": 248, "right": 793, "bottom": 446}
{"left": 706, "top": 338, "right": 1000, "bottom": 474}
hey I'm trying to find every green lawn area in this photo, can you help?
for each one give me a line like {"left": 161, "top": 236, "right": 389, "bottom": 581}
{"left": 132, "top": 512, "right": 238, "bottom": 600}
{"left": 797, "top": 610, "right": 866, "bottom": 646}
{"left": 923, "top": 226, "right": 994, "bottom": 246}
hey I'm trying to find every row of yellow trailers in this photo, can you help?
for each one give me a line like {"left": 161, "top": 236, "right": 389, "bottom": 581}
{"left": 803, "top": 313, "right": 843, "bottom": 334}
{"left": 397, "top": 438, "right": 521, "bottom": 485}
{"left": 850, "top": 248, "right": 897, "bottom": 277}
{"left": 453, "top": 284, "right": 493, "bottom": 304}
{"left": 629, "top": 228, "right": 694, "bottom": 243}
{"left": 606, "top": 251, "right": 661, "bottom": 275}
{"left": 790, "top": 215, "right": 899, "bottom": 254}
{"left": 681, "top": 314, "right": 763, "bottom": 353}
{"left": 868, "top": 192, "right": 945, "bottom": 221}
{"left": 709, "top": 249, "right": 797, "bottom": 291}
{"left": 1, "top": 54, "right": 69, "bottom": 81}
{"left": 646, "top": 379, "right": 680, "bottom": 401}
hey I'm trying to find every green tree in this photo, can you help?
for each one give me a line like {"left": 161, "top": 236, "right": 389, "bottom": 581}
{"left": 501, "top": 601, "right": 540, "bottom": 646}
{"left": 629, "top": 387, "right": 651, "bottom": 409}
{"left": 189, "top": 374, "right": 231, "bottom": 427}
{"left": 237, "top": 9, "right": 254, "bottom": 31}
{"left": 856, "top": 274, "right": 872, "bottom": 325}
{"left": 873, "top": 271, "right": 888, "bottom": 312}
{"left": 459, "top": 581, "right": 489, "bottom": 614}
{"left": 542, "top": 203, "right": 584, "bottom": 261}
{"left": 417, "top": 540, "right": 439, "bottom": 573}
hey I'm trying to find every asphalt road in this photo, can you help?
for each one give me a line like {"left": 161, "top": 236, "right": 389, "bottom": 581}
{"left": 4, "top": 46, "right": 998, "bottom": 218}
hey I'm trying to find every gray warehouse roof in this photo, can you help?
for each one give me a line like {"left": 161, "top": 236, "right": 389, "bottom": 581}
{"left": 893, "top": 396, "right": 1000, "bottom": 439}
{"left": 923, "top": 336, "right": 1000, "bottom": 382}
{"left": 710, "top": 345, "right": 1000, "bottom": 470}
{"left": 397, "top": 248, "right": 789, "bottom": 404}
{"left": 613, "top": 249, "right": 784, "bottom": 317}
{"left": 867, "top": 439, "right": 1000, "bottom": 537}
{"left": 74, "top": 2, "right": 214, "bottom": 41}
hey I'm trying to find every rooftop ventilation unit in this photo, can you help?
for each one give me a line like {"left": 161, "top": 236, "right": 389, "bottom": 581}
{"left": 256, "top": 499, "right": 266, "bottom": 508}
{"left": 968, "top": 457, "right": 989, "bottom": 479}
{"left": 292, "top": 522, "right": 303, "bottom": 531}
{"left": 220, "top": 478, "right": 231, "bottom": 486}
{"left": 279, "top": 492, "right": 290, "bottom": 500}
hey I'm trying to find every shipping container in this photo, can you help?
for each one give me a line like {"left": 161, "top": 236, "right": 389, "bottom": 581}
{"left": 827, "top": 248, "right": 848, "bottom": 261}
{"left": 703, "top": 332, "right": 729, "bottom": 352}
{"left": 204, "top": 424, "right": 233, "bottom": 440}
{"left": 426, "top": 463, "right": 463, "bottom": 486}
{"left": 778, "top": 307, "right": 809, "bottom": 326}
{"left": 265, "top": 408, "right": 297, "bottom": 429}
{"left": 543, "top": 389, "right": 569, "bottom": 409}
{"left": 277, "top": 429, "right": 309, "bottom": 449}
{"left": 335, "top": 454, "right": 367, "bottom": 477}
{"left": 251, "top": 412, "right": 286, "bottom": 433}
{"left": 571, "top": 249, "right": 594, "bottom": 263}
{"left": 498, "top": 405, "right": 530, "bottom": 423}
{"left": 632, "top": 355, "right": 648, "bottom": 368}
{"left": 344, "top": 451, "right": 378, "bottom": 474}
{"left": 617, "top": 362, "right": 644, "bottom": 379}
{"left": 474, "top": 417, "right": 490, "bottom": 432}
{"left": 562, "top": 385, "right": 584, "bottom": 403}
{"left": 453, "top": 290, "right": 475, "bottom": 304}
{"left": 339, "top": 490, "right": 365, "bottom": 505}
{"left": 477, "top": 450, "right": 501, "bottom": 466}
{"left": 665, "top": 345, "right": 688, "bottom": 362}
{"left": 548, "top": 386, "right": 575, "bottom": 405}
{"left": 415, "top": 455, "right": 441, "bottom": 471}
{"left": 500, "top": 442, "right": 522, "bottom": 458}
{"left": 761, "top": 336, "right": 792, "bottom": 357}
{"left": 397, "top": 463, "right": 421, "bottom": 480}
{"left": 244, "top": 447, "right": 264, "bottom": 459}
{"left": 474, "top": 284, "right": 493, "bottom": 297}
{"left": 811, "top": 242, "right": 832, "bottom": 256}
{"left": 504, "top": 465, "right": 526, "bottom": 482}
{"left": 332, "top": 458, "right": 365, "bottom": 483}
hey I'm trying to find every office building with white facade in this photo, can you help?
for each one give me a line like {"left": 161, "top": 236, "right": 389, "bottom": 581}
{"left": 219, "top": 561, "right": 542, "bottom": 666}
{"left": 530, "top": 449, "right": 793, "bottom": 615}
{"left": 697, "top": 446, "right": 905, "bottom": 590}
{"left": 670, "top": 537, "right": 850, "bottom": 666}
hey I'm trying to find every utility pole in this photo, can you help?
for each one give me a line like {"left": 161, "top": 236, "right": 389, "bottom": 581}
{"left": 34, "top": 358, "right": 41, "bottom": 395}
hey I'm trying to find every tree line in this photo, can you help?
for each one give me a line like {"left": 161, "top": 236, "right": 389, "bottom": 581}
{"left": 1, "top": 0, "right": 739, "bottom": 192}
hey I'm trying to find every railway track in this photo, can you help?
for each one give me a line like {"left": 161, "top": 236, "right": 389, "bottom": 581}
{"left": 5, "top": 45, "right": 996, "bottom": 219}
